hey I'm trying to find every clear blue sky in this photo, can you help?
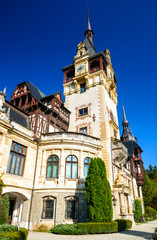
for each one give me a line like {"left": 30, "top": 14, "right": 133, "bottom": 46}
{"left": 0, "top": 0, "right": 156, "bottom": 169}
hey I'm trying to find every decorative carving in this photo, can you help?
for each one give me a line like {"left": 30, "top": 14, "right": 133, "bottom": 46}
{"left": 104, "top": 49, "right": 111, "bottom": 64}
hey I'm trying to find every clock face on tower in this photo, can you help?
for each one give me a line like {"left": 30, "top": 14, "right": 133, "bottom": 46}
{"left": 77, "top": 64, "right": 85, "bottom": 73}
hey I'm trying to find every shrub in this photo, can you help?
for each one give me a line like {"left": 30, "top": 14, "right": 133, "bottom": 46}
{"left": 85, "top": 157, "right": 113, "bottom": 222}
{"left": 19, "top": 228, "right": 28, "bottom": 240}
{"left": 115, "top": 219, "right": 132, "bottom": 231}
{"left": 133, "top": 199, "right": 142, "bottom": 222}
{"left": 145, "top": 206, "right": 157, "bottom": 219}
{"left": 0, "top": 225, "right": 18, "bottom": 232}
{"left": 0, "top": 228, "right": 28, "bottom": 240}
{"left": 0, "top": 231, "right": 22, "bottom": 240}
{"left": 50, "top": 221, "right": 118, "bottom": 235}
{"left": 33, "top": 223, "right": 50, "bottom": 232}
{"left": 0, "top": 195, "right": 10, "bottom": 224}
{"left": 50, "top": 224, "right": 85, "bottom": 235}
{"left": 77, "top": 222, "right": 118, "bottom": 234}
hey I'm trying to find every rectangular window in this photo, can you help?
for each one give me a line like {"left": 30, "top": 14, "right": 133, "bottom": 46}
{"left": 80, "top": 83, "right": 86, "bottom": 93}
{"left": 80, "top": 126, "right": 87, "bottom": 134}
{"left": 6, "top": 141, "right": 26, "bottom": 176}
{"left": 42, "top": 199, "right": 54, "bottom": 219}
{"left": 138, "top": 163, "right": 141, "bottom": 174}
{"left": 79, "top": 107, "right": 88, "bottom": 117}
{"left": 67, "top": 200, "right": 75, "bottom": 219}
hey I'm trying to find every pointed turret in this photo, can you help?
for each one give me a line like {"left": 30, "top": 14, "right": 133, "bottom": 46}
{"left": 122, "top": 105, "right": 128, "bottom": 125}
{"left": 84, "top": 17, "right": 94, "bottom": 47}
{"left": 121, "top": 105, "right": 135, "bottom": 141}
{"left": 87, "top": 17, "right": 92, "bottom": 30}
{"left": 84, "top": 17, "right": 96, "bottom": 56}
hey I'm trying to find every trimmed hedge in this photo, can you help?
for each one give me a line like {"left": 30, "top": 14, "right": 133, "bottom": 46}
{"left": 0, "top": 228, "right": 28, "bottom": 240}
{"left": 115, "top": 219, "right": 132, "bottom": 231}
{"left": 51, "top": 219, "right": 132, "bottom": 235}
{"left": 50, "top": 224, "right": 85, "bottom": 235}
{"left": 77, "top": 222, "right": 118, "bottom": 234}
{"left": 0, "top": 225, "right": 18, "bottom": 232}
{"left": 19, "top": 228, "right": 28, "bottom": 240}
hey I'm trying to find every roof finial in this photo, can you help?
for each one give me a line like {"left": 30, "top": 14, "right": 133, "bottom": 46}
{"left": 122, "top": 105, "right": 128, "bottom": 124}
{"left": 87, "top": 3, "right": 91, "bottom": 31}
{"left": 3, "top": 87, "right": 6, "bottom": 95}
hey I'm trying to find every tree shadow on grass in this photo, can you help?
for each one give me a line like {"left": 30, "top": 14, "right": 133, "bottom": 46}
{"left": 120, "top": 229, "right": 153, "bottom": 240}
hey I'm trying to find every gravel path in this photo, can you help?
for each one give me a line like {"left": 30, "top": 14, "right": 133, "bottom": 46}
{"left": 28, "top": 220, "right": 157, "bottom": 240}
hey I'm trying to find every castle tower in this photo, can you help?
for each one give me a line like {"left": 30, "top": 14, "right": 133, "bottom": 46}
{"left": 62, "top": 18, "right": 120, "bottom": 184}
{"left": 121, "top": 106, "right": 144, "bottom": 203}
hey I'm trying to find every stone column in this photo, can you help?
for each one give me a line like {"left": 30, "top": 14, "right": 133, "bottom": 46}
{"left": 79, "top": 150, "right": 83, "bottom": 179}
{"left": 120, "top": 192, "right": 125, "bottom": 214}
{"left": 58, "top": 149, "right": 65, "bottom": 187}
{"left": 18, "top": 200, "right": 24, "bottom": 224}
{"left": 128, "top": 195, "right": 132, "bottom": 213}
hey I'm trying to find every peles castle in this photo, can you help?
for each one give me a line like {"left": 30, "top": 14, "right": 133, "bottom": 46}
{"left": 0, "top": 19, "right": 144, "bottom": 229}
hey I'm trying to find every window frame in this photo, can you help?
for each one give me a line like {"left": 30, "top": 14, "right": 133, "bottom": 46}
{"left": 6, "top": 141, "right": 27, "bottom": 176}
{"left": 46, "top": 155, "right": 59, "bottom": 179}
{"left": 42, "top": 196, "right": 55, "bottom": 219}
{"left": 80, "top": 83, "right": 86, "bottom": 93}
{"left": 84, "top": 157, "right": 91, "bottom": 178}
{"left": 65, "top": 196, "right": 78, "bottom": 219}
{"left": 78, "top": 107, "right": 88, "bottom": 117}
{"left": 79, "top": 126, "right": 88, "bottom": 134}
{"left": 65, "top": 155, "right": 78, "bottom": 179}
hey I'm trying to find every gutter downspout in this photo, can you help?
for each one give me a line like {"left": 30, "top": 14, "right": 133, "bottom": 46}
{"left": 28, "top": 140, "right": 39, "bottom": 230}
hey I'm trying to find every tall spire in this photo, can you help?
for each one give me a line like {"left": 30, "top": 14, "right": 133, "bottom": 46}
{"left": 84, "top": 16, "right": 94, "bottom": 47}
{"left": 122, "top": 105, "right": 128, "bottom": 124}
{"left": 121, "top": 105, "right": 136, "bottom": 142}
{"left": 87, "top": 17, "right": 92, "bottom": 30}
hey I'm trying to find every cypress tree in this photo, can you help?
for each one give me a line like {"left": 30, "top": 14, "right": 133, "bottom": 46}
{"left": 0, "top": 174, "right": 9, "bottom": 224}
{"left": 85, "top": 157, "right": 113, "bottom": 222}
{"left": 0, "top": 194, "right": 9, "bottom": 224}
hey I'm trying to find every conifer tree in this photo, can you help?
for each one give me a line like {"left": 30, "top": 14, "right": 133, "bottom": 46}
{"left": 85, "top": 157, "right": 113, "bottom": 222}
{"left": 0, "top": 174, "right": 9, "bottom": 224}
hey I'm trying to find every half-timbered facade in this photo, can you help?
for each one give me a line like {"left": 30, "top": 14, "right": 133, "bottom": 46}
{"left": 10, "top": 81, "right": 70, "bottom": 138}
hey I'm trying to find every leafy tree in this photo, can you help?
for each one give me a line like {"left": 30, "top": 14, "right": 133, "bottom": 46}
{"left": 146, "top": 165, "right": 157, "bottom": 183}
{"left": 142, "top": 170, "right": 157, "bottom": 211}
{"left": 145, "top": 206, "right": 157, "bottom": 219}
{"left": 85, "top": 157, "right": 113, "bottom": 222}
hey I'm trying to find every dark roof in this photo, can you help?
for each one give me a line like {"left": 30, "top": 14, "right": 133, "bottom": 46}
{"left": 17, "top": 81, "right": 46, "bottom": 102}
{"left": 4, "top": 101, "right": 30, "bottom": 130}
{"left": 123, "top": 140, "right": 142, "bottom": 157}
{"left": 62, "top": 64, "right": 74, "bottom": 71}
{"left": 41, "top": 92, "right": 60, "bottom": 101}
{"left": 84, "top": 37, "right": 96, "bottom": 56}
{"left": 121, "top": 130, "right": 135, "bottom": 141}
{"left": 26, "top": 81, "right": 46, "bottom": 101}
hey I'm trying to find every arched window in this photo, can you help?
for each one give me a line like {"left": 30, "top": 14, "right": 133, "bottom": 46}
{"left": 46, "top": 155, "right": 59, "bottom": 179}
{"left": 84, "top": 157, "right": 91, "bottom": 178}
{"left": 66, "top": 155, "right": 78, "bottom": 179}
